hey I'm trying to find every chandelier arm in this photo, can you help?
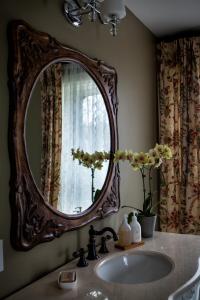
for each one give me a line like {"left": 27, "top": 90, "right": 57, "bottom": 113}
{"left": 68, "top": 9, "right": 91, "bottom": 17}
{"left": 97, "top": 13, "right": 108, "bottom": 25}
{"left": 65, "top": 1, "right": 101, "bottom": 18}
{"left": 64, "top": 0, "right": 88, "bottom": 14}
{"left": 73, "top": 0, "right": 82, "bottom": 9}
{"left": 87, "top": 3, "right": 101, "bottom": 14}
{"left": 63, "top": 0, "right": 125, "bottom": 36}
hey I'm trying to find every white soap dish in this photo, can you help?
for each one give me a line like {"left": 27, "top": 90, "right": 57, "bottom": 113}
{"left": 58, "top": 271, "right": 77, "bottom": 289}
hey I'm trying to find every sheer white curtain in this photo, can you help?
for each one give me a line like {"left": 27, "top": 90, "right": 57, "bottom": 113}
{"left": 58, "top": 63, "right": 110, "bottom": 214}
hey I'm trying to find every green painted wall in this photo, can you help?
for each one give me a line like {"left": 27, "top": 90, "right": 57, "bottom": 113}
{"left": 0, "top": 0, "right": 156, "bottom": 298}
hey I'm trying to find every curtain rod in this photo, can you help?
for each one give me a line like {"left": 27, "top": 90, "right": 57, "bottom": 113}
{"left": 156, "top": 29, "right": 200, "bottom": 43}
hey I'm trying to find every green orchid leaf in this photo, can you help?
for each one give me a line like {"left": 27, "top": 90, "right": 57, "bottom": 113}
{"left": 143, "top": 194, "right": 152, "bottom": 216}
{"left": 127, "top": 212, "right": 133, "bottom": 224}
{"left": 94, "top": 189, "right": 101, "bottom": 203}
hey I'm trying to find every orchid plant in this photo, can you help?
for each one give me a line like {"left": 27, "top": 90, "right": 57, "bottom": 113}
{"left": 71, "top": 149, "right": 110, "bottom": 202}
{"left": 72, "top": 144, "right": 172, "bottom": 216}
{"left": 114, "top": 144, "right": 172, "bottom": 217}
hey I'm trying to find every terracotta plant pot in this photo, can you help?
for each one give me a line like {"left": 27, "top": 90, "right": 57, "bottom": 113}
{"left": 138, "top": 215, "right": 157, "bottom": 238}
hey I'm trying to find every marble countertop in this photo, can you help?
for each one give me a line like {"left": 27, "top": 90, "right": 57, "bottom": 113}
{"left": 6, "top": 232, "right": 200, "bottom": 300}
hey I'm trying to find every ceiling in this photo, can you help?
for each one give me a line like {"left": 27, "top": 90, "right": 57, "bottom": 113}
{"left": 125, "top": 0, "right": 200, "bottom": 37}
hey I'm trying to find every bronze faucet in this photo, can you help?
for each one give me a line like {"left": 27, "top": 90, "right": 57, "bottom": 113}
{"left": 87, "top": 225, "right": 118, "bottom": 260}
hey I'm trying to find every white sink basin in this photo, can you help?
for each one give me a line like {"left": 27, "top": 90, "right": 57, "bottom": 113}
{"left": 95, "top": 250, "right": 174, "bottom": 284}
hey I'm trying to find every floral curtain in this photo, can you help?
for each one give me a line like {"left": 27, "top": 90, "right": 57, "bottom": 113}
{"left": 40, "top": 63, "right": 62, "bottom": 209}
{"left": 157, "top": 38, "right": 200, "bottom": 234}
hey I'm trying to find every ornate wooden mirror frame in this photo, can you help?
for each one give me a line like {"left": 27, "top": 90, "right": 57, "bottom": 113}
{"left": 7, "top": 20, "right": 120, "bottom": 250}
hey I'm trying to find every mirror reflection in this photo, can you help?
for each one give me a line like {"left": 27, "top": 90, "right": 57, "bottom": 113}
{"left": 26, "top": 62, "right": 111, "bottom": 215}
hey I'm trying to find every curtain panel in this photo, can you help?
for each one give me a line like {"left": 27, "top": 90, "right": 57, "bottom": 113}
{"left": 157, "top": 38, "right": 200, "bottom": 234}
{"left": 40, "top": 63, "right": 62, "bottom": 209}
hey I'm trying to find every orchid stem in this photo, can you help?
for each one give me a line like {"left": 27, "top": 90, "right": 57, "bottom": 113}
{"left": 149, "top": 166, "right": 153, "bottom": 209}
{"left": 140, "top": 166, "right": 146, "bottom": 211}
{"left": 91, "top": 168, "right": 95, "bottom": 202}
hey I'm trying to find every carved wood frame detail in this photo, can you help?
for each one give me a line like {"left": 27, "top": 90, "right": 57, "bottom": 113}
{"left": 7, "top": 20, "right": 120, "bottom": 250}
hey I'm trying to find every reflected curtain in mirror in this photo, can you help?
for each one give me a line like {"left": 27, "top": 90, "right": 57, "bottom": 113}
{"left": 40, "top": 63, "right": 62, "bottom": 209}
{"left": 58, "top": 63, "right": 110, "bottom": 214}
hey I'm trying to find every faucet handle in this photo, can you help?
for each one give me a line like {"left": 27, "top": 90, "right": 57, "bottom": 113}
{"left": 99, "top": 235, "right": 111, "bottom": 254}
{"left": 73, "top": 248, "right": 88, "bottom": 267}
{"left": 73, "top": 207, "right": 82, "bottom": 214}
{"left": 87, "top": 236, "right": 99, "bottom": 260}
{"left": 89, "top": 225, "right": 96, "bottom": 239}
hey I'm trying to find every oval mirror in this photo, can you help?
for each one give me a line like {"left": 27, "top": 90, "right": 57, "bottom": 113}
{"left": 26, "top": 62, "right": 111, "bottom": 215}
{"left": 8, "top": 20, "right": 120, "bottom": 250}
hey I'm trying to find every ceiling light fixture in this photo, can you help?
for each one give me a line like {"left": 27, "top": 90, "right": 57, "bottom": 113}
{"left": 63, "top": 0, "right": 126, "bottom": 36}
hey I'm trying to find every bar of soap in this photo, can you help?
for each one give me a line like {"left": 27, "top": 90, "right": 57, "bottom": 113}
{"left": 58, "top": 271, "right": 77, "bottom": 289}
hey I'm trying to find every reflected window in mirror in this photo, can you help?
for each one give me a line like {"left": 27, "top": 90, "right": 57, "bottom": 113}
{"left": 26, "top": 62, "right": 110, "bottom": 216}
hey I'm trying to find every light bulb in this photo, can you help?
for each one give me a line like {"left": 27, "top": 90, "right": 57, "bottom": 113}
{"left": 101, "top": 0, "right": 126, "bottom": 21}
